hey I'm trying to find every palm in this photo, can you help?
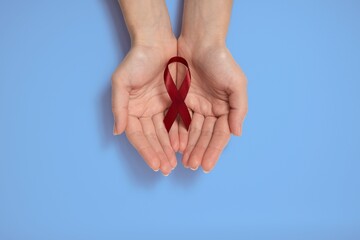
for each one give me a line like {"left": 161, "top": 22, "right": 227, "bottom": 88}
{"left": 112, "top": 42, "right": 179, "bottom": 175}
{"left": 177, "top": 39, "right": 248, "bottom": 172}
{"left": 120, "top": 46, "right": 173, "bottom": 117}
{"left": 189, "top": 52, "right": 235, "bottom": 117}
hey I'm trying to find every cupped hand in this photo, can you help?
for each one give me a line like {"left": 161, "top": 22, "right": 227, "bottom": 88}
{"left": 112, "top": 39, "right": 179, "bottom": 176}
{"left": 177, "top": 37, "right": 248, "bottom": 173}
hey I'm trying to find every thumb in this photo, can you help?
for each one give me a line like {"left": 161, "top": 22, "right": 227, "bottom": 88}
{"left": 228, "top": 84, "right": 248, "bottom": 136}
{"left": 112, "top": 73, "right": 129, "bottom": 135}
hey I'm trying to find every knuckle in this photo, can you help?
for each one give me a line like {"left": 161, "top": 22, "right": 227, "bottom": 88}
{"left": 189, "top": 126, "right": 201, "bottom": 135}
{"left": 213, "top": 129, "right": 230, "bottom": 137}
{"left": 144, "top": 132, "right": 157, "bottom": 141}
{"left": 209, "top": 144, "right": 225, "bottom": 151}
{"left": 194, "top": 144, "right": 207, "bottom": 152}
{"left": 201, "top": 129, "right": 213, "bottom": 137}
{"left": 125, "top": 130, "right": 142, "bottom": 139}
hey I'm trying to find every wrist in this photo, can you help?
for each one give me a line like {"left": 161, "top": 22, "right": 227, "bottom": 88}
{"left": 180, "top": 0, "right": 231, "bottom": 49}
{"left": 178, "top": 34, "right": 226, "bottom": 50}
{"left": 127, "top": 13, "right": 175, "bottom": 46}
{"left": 119, "top": 0, "right": 175, "bottom": 47}
{"left": 178, "top": 35, "right": 227, "bottom": 60}
{"left": 131, "top": 29, "right": 176, "bottom": 48}
{"left": 180, "top": 22, "right": 227, "bottom": 49}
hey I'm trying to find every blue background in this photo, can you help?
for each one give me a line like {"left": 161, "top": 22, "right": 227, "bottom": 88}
{"left": 1, "top": 0, "right": 359, "bottom": 239}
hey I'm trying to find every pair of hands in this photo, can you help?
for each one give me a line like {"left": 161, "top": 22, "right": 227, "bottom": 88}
{"left": 112, "top": 36, "right": 247, "bottom": 176}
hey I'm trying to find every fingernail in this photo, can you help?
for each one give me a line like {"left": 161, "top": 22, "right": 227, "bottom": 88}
{"left": 203, "top": 170, "right": 210, "bottom": 174}
{"left": 113, "top": 124, "right": 118, "bottom": 135}
{"left": 171, "top": 159, "right": 177, "bottom": 170}
{"left": 154, "top": 168, "right": 159, "bottom": 172}
{"left": 190, "top": 166, "right": 198, "bottom": 171}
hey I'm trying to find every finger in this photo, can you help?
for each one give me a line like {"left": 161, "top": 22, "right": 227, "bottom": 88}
{"left": 125, "top": 116, "right": 160, "bottom": 171}
{"left": 229, "top": 93, "right": 248, "bottom": 136}
{"left": 140, "top": 117, "right": 172, "bottom": 176}
{"left": 178, "top": 109, "right": 193, "bottom": 153}
{"left": 187, "top": 116, "right": 216, "bottom": 170}
{"left": 201, "top": 115, "right": 231, "bottom": 173}
{"left": 153, "top": 113, "right": 177, "bottom": 169}
{"left": 228, "top": 71, "right": 248, "bottom": 136}
{"left": 228, "top": 80, "right": 248, "bottom": 136}
{"left": 182, "top": 113, "right": 204, "bottom": 168}
{"left": 112, "top": 73, "right": 129, "bottom": 135}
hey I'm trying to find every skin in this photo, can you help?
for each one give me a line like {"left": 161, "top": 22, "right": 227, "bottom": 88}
{"left": 113, "top": 0, "right": 178, "bottom": 176}
{"left": 113, "top": 0, "right": 248, "bottom": 175}
{"left": 177, "top": 0, "right": 248, "bottom": 172}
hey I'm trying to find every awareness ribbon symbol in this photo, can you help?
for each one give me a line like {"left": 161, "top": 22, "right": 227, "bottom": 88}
{"left": 163, "top": 56, "right": 192, "bottom": 132}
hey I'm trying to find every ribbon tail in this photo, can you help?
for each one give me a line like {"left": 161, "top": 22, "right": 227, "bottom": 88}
{"left": 163, "top": 104, "right": 178, "bottom": 132}
{"left": 178, "top": 103, "right": 191, "bottom": 130}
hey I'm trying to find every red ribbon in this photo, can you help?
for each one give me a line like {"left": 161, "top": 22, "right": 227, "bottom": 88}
{"left": 163, "top": 56, "right": 192, "bottom": 132}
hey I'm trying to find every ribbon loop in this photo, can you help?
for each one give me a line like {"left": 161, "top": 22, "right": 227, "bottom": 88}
{"left": 163, "top": 56, "right": 192, "bottom": 132}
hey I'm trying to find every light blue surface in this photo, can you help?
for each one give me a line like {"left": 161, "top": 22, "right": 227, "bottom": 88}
{"left": 1, "top": 0, "right": 360, "bottom": 239}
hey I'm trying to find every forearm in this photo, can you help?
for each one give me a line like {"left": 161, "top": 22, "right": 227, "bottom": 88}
{"left": 180, "top": 0, "right": 233, "bottom": 47}
{"left": 119, "top": 0, "right": 174, "bottom": 45}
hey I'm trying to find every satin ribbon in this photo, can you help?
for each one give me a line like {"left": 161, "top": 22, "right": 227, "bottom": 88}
{"left": 163, "top": 56, "right": 192, "bottom": 132}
